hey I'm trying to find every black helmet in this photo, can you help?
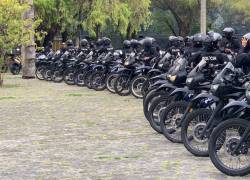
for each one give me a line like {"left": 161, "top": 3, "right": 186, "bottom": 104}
{"left": 130, "top": 39, "right": 141, "bottom": 49}
{"left": 203, "top": 32, "right": 222, "bottom": 50}
{"left": 123, "top": 40, "right": 131, "bottom": 49}
{"left": 185, "top": 36, "right": 193, "bottom": 47}
{"left": 242, "top": 33, "right": 250, "bottom": 48}
{"left": 96, "top": 38, "right": 102, "bottom": 47}
{"left": 192, "top": 33, "right": 203, "bottom": 47}
{"left": 48, "top": 41, "right": 53, "bottom": 48}
{"left": 169, "top": 36, "right": 181, "bottom": 47}
{"left": 208, "top": 32, "right": 222, "bottom": 42}
{"left": 142, "top": 37, "right": 156, "bottom": 48}
{"left": 177, "top": 36, "right": 184, "bottom": 47}
{"left": 102, "top": 37, "right": 111, "bottom": 46}
{"left": 169, "top": 36, "right": 178, "bottom": 41}
{"left": 80, "top": 39, "right": 88, "bottom": 48}
{"left": 66, "top": 39, "right": 74, "bottom": 47}
{"left": 223, "top": 27, "right": 235, "bottom": 39}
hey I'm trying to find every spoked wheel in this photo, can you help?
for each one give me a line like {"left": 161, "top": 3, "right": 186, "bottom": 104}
{"left": 75, "top": 71, "right": 86, "bottom": 87}
{"left": 148, "top": 95, "right": 172, "bottom": 133}
{"left": 114, "top": 74, "right": 131, "bottom": 96}
{"left": 209, "top": 118, "right": 250, "bottom": 176}
{"left": 181, "top": 108, "right": 212, "bottom": 157}
{"left": 35, "top": 66, "right": 45, "bottom": 80}
{"left": 130, "top": 75, "right": 147, "bottom": 99}
{"left": 160, "top": 101, "right": 188, "bottom": 143}
{"left": 90, "top": 71, "right": 106, "bottom": 91}
{"left": 64, "top": 69, "right": 75, "bottom": 85}
{"left": 51, "top": 70, "right": 64, "bottom": 83}
{"left": 143, "top": 89, "right": 166, "bottom": 121}
{"left": 105, "top": 73, "right": 118, "bottom": 93}
{"left": 141, "top": 79, "right": 151, "bottom": 97}
{"left": 44, "top": 69, "right": 52, "bottom": 81}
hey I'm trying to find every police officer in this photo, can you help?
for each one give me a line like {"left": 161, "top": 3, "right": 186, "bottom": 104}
{"left": 140, "top": 37, "right": 160, "bottom": 66}
{"left": 98, "top": 37, "right": 113, "bottom": 54}
{"left": 142, "top": 37, "right": 159, "bottom": 57}
{"left": 185, "top": 34, "right": 204, "bottom": 67}
{"left": 234, "top": 33, "right": 250, "bottom": 74}
{"left": 219, "top": 27, "right": 240, "bottom": 54}
{"left": 201, "top": 32, "right": 228, "bottom": 64}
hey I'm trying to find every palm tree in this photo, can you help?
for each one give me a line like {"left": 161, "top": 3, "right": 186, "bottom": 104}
{"left": 20, "top": 0, "right": 36, "bottom": 79}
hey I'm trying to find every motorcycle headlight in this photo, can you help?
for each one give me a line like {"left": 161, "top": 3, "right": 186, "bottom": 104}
{"left": 169, "top": 75, "right": 177, "bottom": 82}
{"left": 211, "top": 84, "right": 219, "bottom": 92}
{"left": 186, "top": 78, "right": 193, "bottom": 84}
{"left": 158, "top": 63, "right": 163, "bottom": 68}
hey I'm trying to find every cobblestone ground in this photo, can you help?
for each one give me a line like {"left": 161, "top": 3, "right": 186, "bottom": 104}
{"left": 0, "top": 74, "right": 250, "bottom": 180}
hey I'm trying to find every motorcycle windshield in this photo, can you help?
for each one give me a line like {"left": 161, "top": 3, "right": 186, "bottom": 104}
{"left": 124, "top": 52, "right": 136, "bottom": 65}
{"left": 168, "top": 56, "right": 187, "bottom": 75}
{"left": 212, "top": 62, "right": 234, "bottom": 84}
{"left": 188, "top": 59, "right": 207, "bottom": 77}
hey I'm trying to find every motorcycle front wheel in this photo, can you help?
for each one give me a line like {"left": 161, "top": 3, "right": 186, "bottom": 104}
{"left": 209, "top": 118, "right": 250, "bottom": 176}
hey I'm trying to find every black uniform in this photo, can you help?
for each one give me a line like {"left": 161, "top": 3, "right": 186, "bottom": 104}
{"left": 219, "top": 37, "right": 241, "bottom": 53}
{"left": 234, "top": 48, "right": 250, "bottom": 74}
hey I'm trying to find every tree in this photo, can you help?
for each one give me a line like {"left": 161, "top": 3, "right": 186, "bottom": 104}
{"left": 228, "top": 0, "right": 250, "bottom": 20}
{"left": 82, "top": 0, "right": 111, "bottom": 38}
{"left": 0, "top": 0, "right": 38, "bottom": 85}
{"left": 82, "top": 0, "right": 151, "bottom": 39}
{"left": 126, "top": 0, "right": 151, "bottom": 39}
{"left": 153, "top": 0, "right": 221, "bottom": 36}
{"left": 34, "top": 0, "right": 79, "bottom": 43}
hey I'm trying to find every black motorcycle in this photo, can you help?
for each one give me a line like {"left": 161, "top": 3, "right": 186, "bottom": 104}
{"left": 208, "top": 87, "right": 250, "bottom": 176}
{"left": 181, "top": 62, "right": 246, "bottom": 157}
{"left": 147, "top": 56, "right": 188, "bottom": 133}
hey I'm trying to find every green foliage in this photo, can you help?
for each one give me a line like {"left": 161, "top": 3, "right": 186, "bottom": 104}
{"left": 150, "top": 9, "right": 176, "bottom": 36}
{"left": 83, "top": 0, "right": 151, "bottom": 38}
{"left": 126, "top": 0, "right": 152, "bottom": 38}
{"left": 83, "top": 0, "right": 110, "bottom": 37}
{"left": 0, "top": 0, "right": 39, "bottom": 65}
{"left": 34, "top": 0, "right": 78, "bottom": 35}
{"left": 226, "top": 0, "right": 250, "bottom": 20}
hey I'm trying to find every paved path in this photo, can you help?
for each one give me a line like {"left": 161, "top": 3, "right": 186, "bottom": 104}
{"left": 0, "top": 74, "right": 249, "bottom": 180}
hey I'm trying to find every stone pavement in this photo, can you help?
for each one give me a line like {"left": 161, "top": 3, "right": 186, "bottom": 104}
{"left": 0, "top": 74, "right": 249, "bottom": 180}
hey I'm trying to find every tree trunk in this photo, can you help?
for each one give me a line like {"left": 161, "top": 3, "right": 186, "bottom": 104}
{"left": 179, "top": 21, "right": 192, "bottom": 37}
{"left": 21, "top": 0, "right": 36, "bottom": 79}
{"left": 0, "top": 73, "right": 3, "bottom": 87}
{"left": 95, "top": 25, "right": 101, "bottom": 39}
{"left": 200, "top": 0, "right": 207, "bottom": 34}
{"left": 126, "top": 23, "right": 132, "bottom": 40}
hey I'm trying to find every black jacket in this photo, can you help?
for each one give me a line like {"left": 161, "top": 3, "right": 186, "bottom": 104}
{"left": 219, "top": 37, "right": 241, "bottom": 53}
{"left": 234, "top": 47, "right": 250, "bottom": 74}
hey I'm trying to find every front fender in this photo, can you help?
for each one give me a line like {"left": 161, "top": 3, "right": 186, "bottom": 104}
{"left": 116, "top": 67, "right": 132, "bottom": 74}
{"left": 221, "top": 100, "right": 250, "bottom": 119}
{"left": 152, "top": 79, "right": 169, "bottom": 87}
{"left": 150, "top": 73, "right": 167, "bottom": 81}
{"left": 136, "top": 66, "right": 151, "bottom": 71}
{"left": 148, "top": 69, "right": 163, "bottom": 77}
{"left": 169, "top": 87, "right": 194, "bottom": 98}
{"left": 222, "top": 100, "right": 250, "bottom": 111}
{"left": 156, "top": 82, "right": 176, "bottom": 92}
{"left": 92, "top": 64, "right": 105, "bottom": 71}
{"left": 191, "top": 92, "right": 219, "bottom": 105}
